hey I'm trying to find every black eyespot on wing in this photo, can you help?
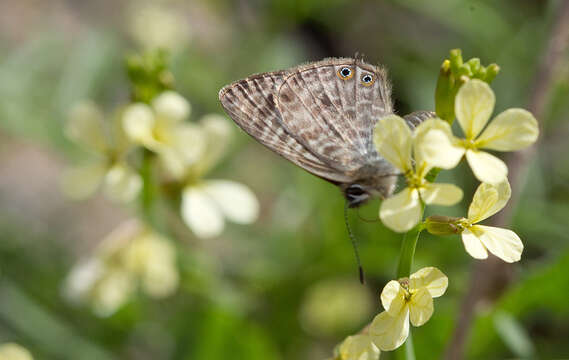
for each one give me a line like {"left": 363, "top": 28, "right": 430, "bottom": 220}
{"left": 360, "top": 73, "right": 375, "bottom": 86}
{"left": 337, "top": 66, "right": 353, "bottom": 80}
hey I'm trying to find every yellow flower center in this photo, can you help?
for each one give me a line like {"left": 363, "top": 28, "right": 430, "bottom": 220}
{"left": 460, "top": 137, "right": 478, "bottom": 150}
{"left": 405, "top": 171, "right": 425, "bottom": 190}
{"left": 455, "top": 218, "right": 472, "bottom": 232}
{"left": 398, "top": 278, "right": 413, "bottom": 301}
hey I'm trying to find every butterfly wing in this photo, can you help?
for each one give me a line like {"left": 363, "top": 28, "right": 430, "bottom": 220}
{"left": 403, "top": 111, "right": 436, "bottom": 129}
{"left": 219, "top": 71, "right": 354, "bottom": 183}
{"left": 276, "top": 58, "right": 393, "bottom": 173}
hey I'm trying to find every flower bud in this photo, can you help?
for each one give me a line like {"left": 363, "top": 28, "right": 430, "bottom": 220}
{"left": 424, "top": 215, "right": 464, "bottom": 236}
{"left": 484, "top": 63, "right": 500, "bottom": 83}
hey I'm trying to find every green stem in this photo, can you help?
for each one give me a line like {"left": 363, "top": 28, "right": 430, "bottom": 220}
{"left": 394, "top": 331, "right": 416, "bottom": 360}
{"left": 140, "top": 149, "right": 156, "bottom": 226}
{"left": 396, "top": 222, "right": 423, "bottom": 278}
{"left": 394, "top": 206, "right": 424, "bottom": 360}
{"left": 405, "top": 332, "right": 416, "bottom": 360}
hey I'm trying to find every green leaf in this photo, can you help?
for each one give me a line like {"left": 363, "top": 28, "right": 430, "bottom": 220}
{"left": 493, "top": 310, "right": 535, "bottom": 359}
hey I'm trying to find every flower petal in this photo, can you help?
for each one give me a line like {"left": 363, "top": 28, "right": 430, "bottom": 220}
{"left": 135, "top": 233, "right": 179, "bottom": 298}
{"left": 373, "top": 115, "right": 413, "bottom": 173}
{"left": 202, "top": 180, "right": 260, "bottom": 224}
{"left": 0, "top": 343, "right": 34, "bottom": 360}
{"left": 173, "top": 123, "right": 206, "bottom": 165}
{"left": 122, "top": 103, "right": 158, "bottom": 147}
{"left": 66, "top": 101, "right": 108, "bottom": 153}
{"left": 63, "top": 258, "right": 104, "bottom": 303}
{"left": 92, "top": 269, "right": 135, "bottom": 317}
{"left": 413, "top": 118, "right": 465, "bottom": 169}
{"left": 202, "top": 114, "right": 233, "bottom": 143}
{"left": 142, "top": 261, "right": 179, "bottom": 298}
{"left": 103, "top": 163, "right": 142, "bottom": 203}
{"left": 465, "top": 149, "right": 508, "bottom": 184}
{"left": 468, "top": 181, "right": 511, "bottom": 223}
{"left": 455, "top": 79, "right": 495, "bottom": 139}
{"left": 338, "top": 335, "right": 380, "bottom": 360}
{"left": 61, "top": 163, "right": 107, "bottom": 199}
{"left": 187, "top": 115, "right": 233, "bottom": 177}
{"left": 181, "top": 186, "right": 225, "bottom": 238}
{"left": 420, "top": 182, "right": 463, "bottom": 206}
{"left": 380, "top": 280, "right": 406, "bottom": 317}
{"left": 379, "top": 188, "right": 422, "bottom": 233}
{"left": 409, "top": 287, "right": 434, "bottom": 327}
{"left": 409, "top": 267, "right": 448, "bottom": 298}
{"left": 461, "top": 228, "right": 489, "bottom": 260}
{"left": 476, "top": 109, "right": 539, "bottom": 151}
{"left": 158, "top": 147, "right": 190, "bottom": 179}
{"left": 152, "top": 91, "right": 191, "bottom": 123}
{"left": 475, "top": 225, "right": 523, "bottom": 263}
{"left": 369, "top": 309, "right": 410, "bottom": 351}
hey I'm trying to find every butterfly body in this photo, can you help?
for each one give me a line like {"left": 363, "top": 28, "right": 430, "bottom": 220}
{"left": 219, "top": 58, "right": 424, "bottom": 207}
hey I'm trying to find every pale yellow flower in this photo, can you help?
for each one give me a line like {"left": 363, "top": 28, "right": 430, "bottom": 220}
{"left": 122, "top": 229, "right": 180, "bottom": 298}
{"left": 62, "top": 101, "right": 141, "bottom": 202}
{"left": 0, "top": 343, "right": 33, "bottom": 360}
{"left": 179, "top": 115, "right": 259, "bottom": 238}
{"left": 457, "top": 180, "right": 523, "bottom": 263}
{"left": 63, "top": 220, "right": 179, "bottom": 317}
{"left": 337, "top": 334, "right": 380, "bottom": 360}
{"left": 122, "top": 91, "right": 205, "bottom": 178}
{"left": 300, "top": 278, "right": 373, "bottom": 336}
{"left": 374, "top": 116, "right": 463, "bottom": 232}
{"left": 128, "top": 2, "right": 191, "bottom": 51}
{"left": 369, "top": 267, "right": 448, "bottom": 351}
{"left": 423, "top": 79, "right": 539, "bottom": 184}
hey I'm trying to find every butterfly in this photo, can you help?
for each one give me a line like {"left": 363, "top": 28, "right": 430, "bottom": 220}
{"left": 219, "top": 57, "right": 432, "bottom": 208}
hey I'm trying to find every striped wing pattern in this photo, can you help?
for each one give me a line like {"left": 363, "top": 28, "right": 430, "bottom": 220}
{"left": 219, "top": 70, "right": 353, "bottom": 183}
{"left": 276, "top": 58, "right": 393, "bottom": 173}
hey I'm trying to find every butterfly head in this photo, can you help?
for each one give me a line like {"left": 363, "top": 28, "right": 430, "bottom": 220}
{"left": 343, "top": 184, "right": 371, "bottom": 208}
{"left": 342, "top": 173, "right": 398, "bottom": 208}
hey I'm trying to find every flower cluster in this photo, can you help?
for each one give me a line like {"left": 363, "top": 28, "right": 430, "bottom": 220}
{"left": 374, "top": 79, "right": 537, "bottom": 262}
{"left": 64, "top": 89, "right": 259, "bottom": 239}
{"left": 335, "top": 73, "right": 538, "bottom": 357}
{"left": 62, "top": 101, "right": 142, "bottom": 203}
{"left": 63, "top": 84, "right": 259, "bottom": 314}
{"left": 63, "top": 220, "right": 179, "bottom": 317}
{"left": 122, "top": 92, "right": 259, "bottom": 238}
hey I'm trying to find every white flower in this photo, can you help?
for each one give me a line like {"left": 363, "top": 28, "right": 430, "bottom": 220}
{"left": 458, "top": 180, "right": 523, "bottom": 262}
{"left": 62, "top": 101, "right": 141, "bottom": 202}
{"left": 369, "top": 267, "right": 448, "bottom": 351}
{"left": 123, "top": 91, "right": 258, "bottom": 239}
{"left": 63, "top": 220, "right": 179, "bottom": 316}
{"left": 179, "top": 115, "right": 259, "bottom": 238}
{"left": 373, "top": 116, "right": 463, "bottom": 232}
{"left": 182, "top": 180, "right": 259, "bottom": 238}
{"left": 337, "top": 334, "right": 380, "bottom": 360}
{"left": 421, "top": 79, "right": 539, "bottom": 184}
{"left": 128, "top": 2, "right": 191, "bottom": 51}
{"left": 122, "top": 91, "right": 205, "bottom": 178}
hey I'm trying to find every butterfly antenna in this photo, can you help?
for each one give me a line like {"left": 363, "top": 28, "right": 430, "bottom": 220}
{"left": 344, "top": 202, "right": 365, "bottom": 284}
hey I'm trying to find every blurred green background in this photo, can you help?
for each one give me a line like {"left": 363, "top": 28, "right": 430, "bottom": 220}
{"left": 1, "top": 0, "right": 568, "bottom": 359}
